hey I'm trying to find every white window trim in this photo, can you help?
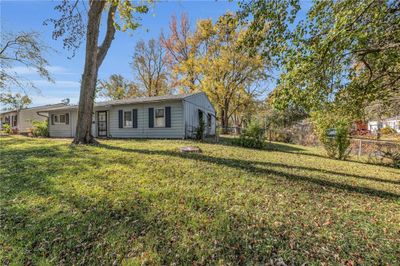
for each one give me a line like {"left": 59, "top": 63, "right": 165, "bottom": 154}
{"left": 154, "top": 108, "right": 165, "bottom": 128}
{"left": 123, "top": 111, "right": 132, "bottom": 128}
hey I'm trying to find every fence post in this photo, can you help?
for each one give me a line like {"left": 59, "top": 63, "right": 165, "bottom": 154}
{"left": 358, "top": 139, "right": 362, "bottom": 159}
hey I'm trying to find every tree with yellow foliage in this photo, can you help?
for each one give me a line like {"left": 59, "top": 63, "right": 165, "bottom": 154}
{"left": 195, "top": 14, "right": 267, "bottom": 131}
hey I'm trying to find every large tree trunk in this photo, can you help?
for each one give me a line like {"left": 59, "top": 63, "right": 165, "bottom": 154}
{"left": 73, "top": 1, "right": 116, "bottom": 144}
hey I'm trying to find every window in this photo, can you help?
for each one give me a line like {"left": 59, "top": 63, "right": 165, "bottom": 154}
{"left": 13, "top": 115, "right": 17, "bottom": 127}
{"left": 155, "top": 108, "right": 165, "bottom": 127}
{"left": 52, "top": 113, "right": 69, "bottom": 125}
{"left": 124, "top": 111, "right": 132, "bottom": 127}
{"left": 59, "top": 114, "right": 66, "bottom": 123}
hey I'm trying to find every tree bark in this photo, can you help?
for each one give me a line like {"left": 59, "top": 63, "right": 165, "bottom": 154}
{"left": 220, "top": 108, "right": 229, "bottom": 134}
{"left": 73, "top": 1, "right": 116, "bottom": 144}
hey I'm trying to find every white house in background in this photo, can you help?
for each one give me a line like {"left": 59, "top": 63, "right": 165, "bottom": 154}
{"left": 368, "top": 116, "right": 400, "bottom": 133}
{"left": 0, "top": 103, "right": 66, "bottom": 133}
{"left": 46, "top": 92, "right": 216, "bottom": 139}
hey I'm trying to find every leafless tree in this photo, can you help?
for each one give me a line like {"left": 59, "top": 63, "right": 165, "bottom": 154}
{"left": 131, "top": 39, "right": 169, "bottom": 97}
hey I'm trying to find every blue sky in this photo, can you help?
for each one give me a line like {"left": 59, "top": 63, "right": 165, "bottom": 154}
{"left": 1, "top": 0, "right": 310, "bottom": 107}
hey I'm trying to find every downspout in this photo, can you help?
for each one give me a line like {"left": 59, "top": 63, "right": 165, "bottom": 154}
{"left": 37, "top": 111, "right": 49, "bottom": 118}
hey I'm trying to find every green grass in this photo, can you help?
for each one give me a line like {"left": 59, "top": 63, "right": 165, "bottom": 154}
{"left": 0, "top": 136, "right": 399, "bottom": 265}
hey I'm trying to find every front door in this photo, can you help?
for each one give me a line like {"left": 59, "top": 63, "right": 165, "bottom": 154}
{"left": 97, "top": 111, "right": 107, "bottom": 137}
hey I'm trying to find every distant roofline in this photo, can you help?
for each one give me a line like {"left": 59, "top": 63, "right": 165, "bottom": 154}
{"left": 0, "top": 103, "right": 67, "bottom": 115}
{"left": 45, "top": 92, "right": 206, "bottom": 112}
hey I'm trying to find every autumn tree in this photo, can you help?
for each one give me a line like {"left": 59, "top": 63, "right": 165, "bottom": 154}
{"left": 195, "top": 14, "right": 267, "bottom": 131}
{"left": 97, "top": 74, "right": 140, "bottom": 100}
{"left": 46, "top": 0, "right": 149, "bottom": 144}
{"left": 160, "top": 13, "right": 200, "bottom": 92}
{"left": 131, "top": 39, "right": 169, "bottom": 96}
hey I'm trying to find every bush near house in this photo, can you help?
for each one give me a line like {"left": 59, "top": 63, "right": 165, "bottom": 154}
{"left": 195, "top": 119, "right": 206, "bottom": 141}
{"left": 31, "top": 120, "right": 49, "bottom": 137}
{"left": 233, "top": 121, "right": 265, "bottom": 149}
{"left": 0, "top": 136, "right": 399, "bottom": 265}
{"left": 1, "top": 124, "right": 13, "bottom": 134}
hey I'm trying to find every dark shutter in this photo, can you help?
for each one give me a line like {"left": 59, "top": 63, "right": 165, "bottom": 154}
{"left": 118, "top": 110, "right": 123, "bottom": 128}
{"left": 148, "top": 108, "right": 154, "bottom": 128}
{"left": 132, "top": 109, "right": 138, "bottom": 128}
{"left": 165, "top": 106, "right": 171, "bottom": 128}
{"left": 65, "top": 113, "right": 69, "bottom": 125}
{"left": 51, "top": 114, "right": 54, "bottom": 125}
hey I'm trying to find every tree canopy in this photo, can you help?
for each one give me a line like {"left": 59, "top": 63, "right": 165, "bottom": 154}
{"left": 270, "top": 0, "right": 400, "bottom": 118}
{"left": 97, "top": 74, "right": 140, "bottom": 100}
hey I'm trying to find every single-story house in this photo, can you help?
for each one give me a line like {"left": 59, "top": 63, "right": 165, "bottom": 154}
{"left": 46, "top": 92, "right": 216, "bottom": 139}
{"left": 368, "top": 116, "right": 400, "bottom": 133}
{"left": 0, "top": 103, "right": 66, "bottom": 133}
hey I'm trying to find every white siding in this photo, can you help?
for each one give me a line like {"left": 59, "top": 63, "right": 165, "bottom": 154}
{"left": 48, "top": 94, "right": 216, "bottom": 139}
{"left": 49, "top": 110, "right": 75, "bottom": 137}
{"left": 18, "top": 109, "right": 47, "bottom": 133}
{"left": 183, "top": 93, "right": 216, "bottom": 137}
{"left": 108, "top": 101, "right": 184, "bottom": 138}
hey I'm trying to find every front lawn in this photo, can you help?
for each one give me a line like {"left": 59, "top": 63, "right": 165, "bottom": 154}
{"left": 0, "top": 136, "right": 399, "bottom": 265}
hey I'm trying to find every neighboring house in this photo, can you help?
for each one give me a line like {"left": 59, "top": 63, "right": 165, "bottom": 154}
{"left": 47, "top": 92, "right": 216, "bottom": 139}
{"left": 0, "top": 103, "right": 67, "bottom": 133}
{"left": 368, "top": 116, "right": 400, "bottom": 133}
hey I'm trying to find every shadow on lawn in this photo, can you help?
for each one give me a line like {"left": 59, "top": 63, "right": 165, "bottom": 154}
{"left": 1, "top": 138, "right": 399, "bottom": 264}
{"left": 0, "top": 143, "right": 283, "bottom": 264}
{"left": 216, "top": 136, "right": 306, "bottom": 153}
{"left": 99, "top": 144, "right": 400, "bottom": 201}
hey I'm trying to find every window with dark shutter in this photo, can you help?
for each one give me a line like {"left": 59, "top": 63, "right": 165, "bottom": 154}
{"left": 118, "top": 110, "right": 123, "bottom": 128}
{"left": 51, "top": 114, "right": 54, "bottom": 125}
{"left": 132, "top": 109, "right": 138, "bottom": 128}
{"left": 65, "top": 113, "right": 69, "bottom": 125}
{"left": 149, "top": 108, "right": 154, "bottom": 128}
{"left": 165, "top": 106, "right": 171, "bottom": 128}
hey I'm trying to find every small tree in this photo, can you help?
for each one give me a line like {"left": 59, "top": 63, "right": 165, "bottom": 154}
{"left": 312, "top": 111, "right": 351, "bottom": 160}
{"left": 195, "top": 118, "right": 205, "bottom": 141}
{"left": 233, "top": 121, "right": 265, "bottom": 149}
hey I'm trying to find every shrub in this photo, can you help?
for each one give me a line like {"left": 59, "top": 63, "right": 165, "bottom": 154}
{"left": 312, "top": 112, "right": 351, "bottom": 160}
{"left": 195, "top": 119, "right": 205, "bottom": 141}
{"left": 233, "top": 121, "right": 265, "bottom": 149}
{"left": 380, "top": 126, "right": 397, "bottom": 135}
{"left": 2, "top": 124, "right": 12, "bottom": 134}
{"left": 32, "top": 120, "right": 49, "bottom": 137}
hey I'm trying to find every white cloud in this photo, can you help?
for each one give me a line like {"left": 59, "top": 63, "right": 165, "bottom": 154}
{"left": 29, "top": 95, "right": 79, "bottom": 107}
{"left": 32, "top": 79, "right": 80, "bottom": 89}
{"left": 6, "top": 66, "right": 75, "bottom": 75}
